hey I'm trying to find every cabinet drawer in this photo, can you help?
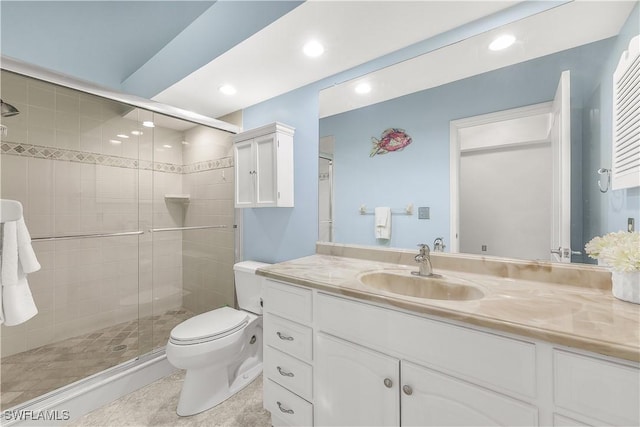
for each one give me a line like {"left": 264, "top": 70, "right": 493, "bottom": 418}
{"left": 265, "top": 345, "right": 313, "bottom": 401}
{"left": 554, "top": 350, "right": 639, "bottom": 426}
{"left": 264, "top": 379, "right": 313, "bottom": 427}
{"left": 317, "top": 292, "right": 536, "bottom": 398}
{"left": 264, "top": 280, "right": 312, "bottom": 324}
{"left": 265, "top": 313, "right": 313, "bottom": 362}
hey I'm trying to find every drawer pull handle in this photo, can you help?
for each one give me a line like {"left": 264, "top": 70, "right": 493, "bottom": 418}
{"left": 277, "top": 401, "right": 294, "bottom": 414}
{"left": 277, "top": 332, "right": 294, "bottom": 341}
{"left": 384, "top": 378, "right": 393, "bottom": 388}
{"left": 277, "top": 366, "right": 295, "bottom": 377}
{"left": 403, "top": 385, "right": 413, "bottom": 395}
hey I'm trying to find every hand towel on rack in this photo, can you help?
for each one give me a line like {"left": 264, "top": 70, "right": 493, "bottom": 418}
{"left": 374, "top": 207, "right": 391, "bottom": 240}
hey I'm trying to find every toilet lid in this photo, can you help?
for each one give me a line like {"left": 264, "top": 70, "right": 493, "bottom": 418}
{"left": 170, "top": 307, "right": 249, "bottom": 345}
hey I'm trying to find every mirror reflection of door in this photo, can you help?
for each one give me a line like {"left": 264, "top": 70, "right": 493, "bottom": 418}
{"left": 319, "top": 136, "right": 335, "bottom": 242}
{"left": 452, "top": 71, "right": 571, "bottom": 261}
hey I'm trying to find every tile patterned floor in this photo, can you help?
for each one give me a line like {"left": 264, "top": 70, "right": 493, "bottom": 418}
{"left": 0, "top": 308, "right": 193, "bottom": 410}
{"left": 71, "top": 371, "right": 271, "bottom": 426}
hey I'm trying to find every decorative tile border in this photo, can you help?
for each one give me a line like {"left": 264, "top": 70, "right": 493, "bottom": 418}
{"left": 0, "top": 141, "right": 232, "bottom": 174}
{"left": 183, "top": 157, "right": 233, "bottom": 174}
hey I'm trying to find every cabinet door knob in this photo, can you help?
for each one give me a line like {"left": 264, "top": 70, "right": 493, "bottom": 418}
{"left": 277, "top": 366, "right": 295, "bottom": 377}
{"left": 403, "top": 385, "right": 413, "bottom": 395}
{"left": 383, "top": 378, "right": 393, "bottom": 388}
{"left": 277, "top": 401, "right": 294, "bottom": 414}
{"left": 276, "top": 332, "right": 294, "bottom": 341}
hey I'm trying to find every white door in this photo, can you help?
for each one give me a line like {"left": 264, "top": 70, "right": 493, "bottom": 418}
{"left": 550, "top": 70, "right": 572, "bottom": 262}
{"left": 254, "top": 133, "right": 277, "bottom": 206}
{"left": 315, "top": 333, "right": 399, "bottom": 427}
{"left": 401, "top": 361, "right": 538, "bottom": 426}
{"left": 234, "top": 140, "right": 255, "bottom": 207}
{"left": 450, "top": 70, "right": 572, "bottom": 262}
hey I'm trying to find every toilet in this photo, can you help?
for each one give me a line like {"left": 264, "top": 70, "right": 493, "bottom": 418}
{"left": 166, "top": 261, "right": 270, "bottom": 416}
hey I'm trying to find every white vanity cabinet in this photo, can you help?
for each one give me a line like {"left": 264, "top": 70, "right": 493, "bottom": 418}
{"left": 263, "top": 279, "right": 313, "bottom": 426}
{"left": 315, "top": 333, "right": 400, "bottom": 426}
{"left": 262, "top": 278, "right": 640, "bottom": 427}
{"left": 316, "top": 332, "right": 537, "bottom": 427}
{"left": 315, "top": 294, "right": 538, "bottom": 427}
{"left": 233, "top": 122, "right": 294, "bottom": 208}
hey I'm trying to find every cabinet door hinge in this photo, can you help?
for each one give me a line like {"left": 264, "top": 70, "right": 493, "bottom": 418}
{"left": 277, "top": 139, "right": 280, "bottom": 148}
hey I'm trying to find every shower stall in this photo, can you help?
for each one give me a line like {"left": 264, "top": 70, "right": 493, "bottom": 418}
{"left": 0, "top": 62, "right": 240, "bottom": 413}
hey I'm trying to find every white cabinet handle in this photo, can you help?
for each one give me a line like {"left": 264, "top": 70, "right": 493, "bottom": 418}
{"left": 277, "top": 366, "right": 295, "bottom": 377}
{"left": 277, "top": 401, "right": 294, "bottom": 414}
{"left": 277, "top": 332, "right": 294, "bottom": 341}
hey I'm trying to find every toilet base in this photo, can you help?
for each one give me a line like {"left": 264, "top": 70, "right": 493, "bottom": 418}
{"left": 176, "top": 362, "right": 263, "bottom": 417}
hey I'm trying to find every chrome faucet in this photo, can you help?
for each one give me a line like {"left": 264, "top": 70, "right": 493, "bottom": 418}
{"left": 412, "top": 244, "right": 433, "bottom": 277}
{"left": 433, "top": 237, "right": 445, "bottom": 252}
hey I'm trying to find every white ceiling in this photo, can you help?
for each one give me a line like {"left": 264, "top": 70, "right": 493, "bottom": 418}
{"left": 153, "top": 1, "right": 519, "bottom": 119}
{"left": 319, "top": 1, "right": 637, "bottom": 118}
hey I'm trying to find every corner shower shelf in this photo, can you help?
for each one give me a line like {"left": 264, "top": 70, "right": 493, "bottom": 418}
{"left": 164, "top": 194, "right": 190, "bottom": 203}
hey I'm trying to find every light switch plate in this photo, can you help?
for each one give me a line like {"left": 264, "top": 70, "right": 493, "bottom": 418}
{"left": 418, "top": 207, "right": 430, "bottom": 219}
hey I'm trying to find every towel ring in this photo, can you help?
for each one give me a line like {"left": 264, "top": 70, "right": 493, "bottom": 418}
{"left": 597, "top": 168, "right": 610, "bottom": 193}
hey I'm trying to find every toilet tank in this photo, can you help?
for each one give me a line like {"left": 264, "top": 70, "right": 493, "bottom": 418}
{"left": 234, "top": 261, "right": 271, "bottom": 315}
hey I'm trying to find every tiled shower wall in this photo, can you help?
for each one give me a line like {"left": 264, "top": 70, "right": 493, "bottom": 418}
{"left": 0, "top": 71, "right": 236, "bottom": 356}
{"left": 181, "top": 124, "right": 236, "bottom": 314}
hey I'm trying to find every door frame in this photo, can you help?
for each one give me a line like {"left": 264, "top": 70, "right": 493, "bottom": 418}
{"left": 449, "top": 102, "right": 555, "bottom": 253}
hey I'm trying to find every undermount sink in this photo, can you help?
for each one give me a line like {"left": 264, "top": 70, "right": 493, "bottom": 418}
{"left": 358, "top": 270, "right": 484, "bottom": 301}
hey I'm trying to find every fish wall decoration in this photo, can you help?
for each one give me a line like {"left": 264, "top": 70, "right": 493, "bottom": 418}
{"left": 370, "top": 128, "right": 412, "bottom": 157}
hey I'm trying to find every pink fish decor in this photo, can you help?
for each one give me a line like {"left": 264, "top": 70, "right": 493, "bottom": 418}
{"left": 370, "top": 128, "right": 412, "bottom": 157}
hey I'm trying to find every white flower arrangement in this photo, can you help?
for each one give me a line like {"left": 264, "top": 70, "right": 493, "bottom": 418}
{"left": 585, "top": 231, "right": 640, "bottom": 272}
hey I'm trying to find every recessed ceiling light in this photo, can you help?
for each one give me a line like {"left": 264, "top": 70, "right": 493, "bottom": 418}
{"left": 182, "top": 140, "right": 189, "bottom": 145}
{"left": 131, "top": 130, "right": 143, "bottom": 136}
{"left": 355, "top": 83, "right": 371, "bottom": 94}
{"left": 489, "top": 34, "right": 516, "bottom": 51}
{"left": 219, "top": 84, "right": 237, "bottom": 95}
{"left": 163, "top": 144, "right": 172, "bottom": 149}
{"left": 303, "top": 40, "right": 325, "bottom": 58}
{"left": 142, "top": 121, "right": 155, "bottom": 128}
{"left": 116, "top": 134, "right": 129, "bottom": 139}
{"left": 109, "top": 139, "right": 122, "bottom": 145}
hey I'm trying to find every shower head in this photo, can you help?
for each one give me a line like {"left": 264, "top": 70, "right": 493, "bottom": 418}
{"left": 1, "top": 99, "right": 20, "bottom": 117}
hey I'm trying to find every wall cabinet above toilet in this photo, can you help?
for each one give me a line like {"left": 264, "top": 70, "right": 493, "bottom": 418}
{"left": 233, "top": 122, "right": 295, "bottom": 208}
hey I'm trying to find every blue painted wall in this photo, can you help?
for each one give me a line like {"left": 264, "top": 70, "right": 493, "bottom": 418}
{"left": 241, "top": 2, "right": 565, "bottom": 262}
{"left": 583, "top": 2, "right": 640, "bottom": 238}
{"left": 320, "top": 39, "right": 613, "bottom": 251}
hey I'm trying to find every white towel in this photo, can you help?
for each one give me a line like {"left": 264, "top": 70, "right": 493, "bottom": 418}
{"left": 374, "top": 207, "right": 391, "bottom": 240}
{"left": 0, "top": 220, "right": 39, "bottom": 326}
{"left": 17, "top": 217, "right": 41, "bottom": 273}
{"left": 1, "top": 221, "right": 19, "bottom": 287}
{"left": 2, "top": 265, "right": 38, "bottom": 326}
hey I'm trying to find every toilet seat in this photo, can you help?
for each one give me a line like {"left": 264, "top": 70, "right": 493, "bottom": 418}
{"left": 170, "top": 307, "right": 249, "bottom": 345}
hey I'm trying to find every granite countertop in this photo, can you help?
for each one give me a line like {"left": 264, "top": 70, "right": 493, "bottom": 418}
{"left": 257, "top": 254, "right": 640, "bottom": 362}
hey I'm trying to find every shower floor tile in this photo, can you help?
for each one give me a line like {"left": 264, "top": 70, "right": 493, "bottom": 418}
{"left": 0, "top": 308, "right": 193, "bottom": 410}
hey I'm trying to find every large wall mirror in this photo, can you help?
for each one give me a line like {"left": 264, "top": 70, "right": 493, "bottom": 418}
{"left": 318, "top": 1, "right": 639, "bottom": 264}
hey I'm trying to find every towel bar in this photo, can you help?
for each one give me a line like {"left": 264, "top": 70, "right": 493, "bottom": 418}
{"left": 149, "top": 225, "right": 227, "bottom": 232}
{"left": 32, "top": 230, "right": 144, "bottom": 242}
{"left": 359, "top": 204, "right": 413, "bottom": 215}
